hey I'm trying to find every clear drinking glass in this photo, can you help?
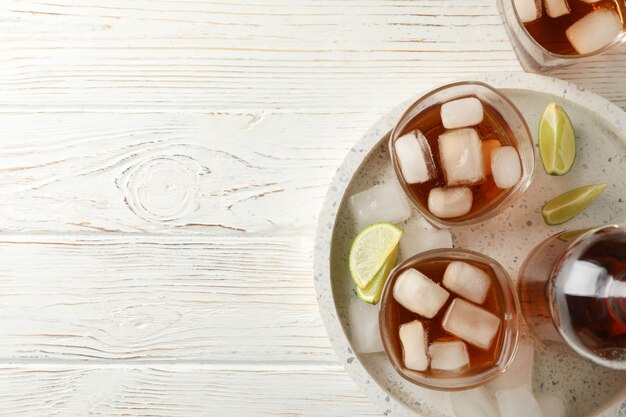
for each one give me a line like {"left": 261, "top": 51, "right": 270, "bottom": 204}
{"left": 518, "top": 224, "right": 626, "bottom": 370}
{"left": 497, "top": 0, "right": 626, "bottom": 72}
{"left": 379, "top": 249, "right": 521, "bottom": 390}
{"left": 389, "top": 81, "right": 534, "bottom": 229}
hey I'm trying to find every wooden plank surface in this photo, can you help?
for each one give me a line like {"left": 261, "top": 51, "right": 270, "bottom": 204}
{"left": 0, "top": 364, "right": 379, "bottom": 417}
{"left": 1, "top": 0, "right": 625, "bottom": 416}
{"left": 0, "top": 234, "right": 333, "bottom": 362}
{"left": 1, "top": 0, "right": 625, "bottom": 112}
{"left": 0, "top": 111, "right": 372, "bottom": 234}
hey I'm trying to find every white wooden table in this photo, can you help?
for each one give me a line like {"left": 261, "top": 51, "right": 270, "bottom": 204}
{"left": 1, "top": 1, "right": 624, "bottom": 415}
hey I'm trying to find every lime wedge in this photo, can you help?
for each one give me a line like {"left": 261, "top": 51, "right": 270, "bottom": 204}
{"left": 539, "top": 102, "right": 576, "bottom": 176}
{"left": 355, "top": 246, "right": 398, "bottom": 304}
{"left": 542, "top": 184, "right": 607, "bottom": 225}
{"left": 349, "top": 222, "right": 402, "bottom": 289}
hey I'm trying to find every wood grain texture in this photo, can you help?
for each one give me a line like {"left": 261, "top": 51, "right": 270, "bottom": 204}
{"left": 0, "top": 234, "right": 339, "bottom": 363}
{"left": 0, "top": 111, "right": 375, "bottom": 234}
{"left": 0, "top": 364, "right": 380, "bottom": 417}
{"left": 2, "top": 1, "right": 625, "bottom": 415}
{"left": 1, "top": 0, "right": 625, "bottom": 112}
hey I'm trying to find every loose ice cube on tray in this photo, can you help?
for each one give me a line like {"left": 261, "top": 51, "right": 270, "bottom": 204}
{"left": 566, "top": 8, "right": 623, "bottom": 55}
{"left": 441, "top": 97, "right": 484, "bottom": 130}
{"left": 451, "top": 387, "right": 500, "bottom": 417}
{"left": 348, "top": 297, "right": 383, "bottom": 354}
{"left": 491, "top": 146, "right": 522, "bottom": 189}
{"left": 537, "top": 394, "right": 568, "bottom": 417}
{"left": 395, "top": 130, "right": 437, "bottom": 184}
{"left": 429, "top": 340, "right": 470, "bottom": 372}
{"left": 393, "top": 269, "right": 449, "bottom": 319}
{"left": 399, "top": 223, "right": 452, "bottom": 260}
{"left": 439, "top": 128, "right": 484, "bottom": 186}
{"left": 443, "top": 261, "right": 491, "bottom": 304}
{"left": 399, "top": 320, "right": 429, "bottom": 371}
{"left": 428, "top": 187, "right": 473, "bottom": 219}
{"left": 350, "top": 181, "right": 411, "bottom": 231}
{"left": 442, "top": 298, "right": 500, "bottom": 350}
{"left": 488, "top": 341, "right": 535, "bottom": 391}
{"left": 496, "top": 386, "right": 544, "bottom": 417}
{"left": 513, "top": 0, "right": 541, "bottom": 23}
{"left": 545, "top": 0, "right": 570, "bottom": 18}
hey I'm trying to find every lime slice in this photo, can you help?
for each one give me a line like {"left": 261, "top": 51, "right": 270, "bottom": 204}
{"left": 349, "top": 222, "right": 402, "bottom": 289}
{"left": 539, "top": 102, "right": 576, "bottom": 176}
{"left": 542, "top": 184, "right": 607, "bottom": 225}
{"left": 355, "top": 247, "right": 398, "bottom": 304}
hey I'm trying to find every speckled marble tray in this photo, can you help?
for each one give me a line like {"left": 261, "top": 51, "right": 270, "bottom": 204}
{"left": 314, "top": 73, "right": 626, "bottom": 417}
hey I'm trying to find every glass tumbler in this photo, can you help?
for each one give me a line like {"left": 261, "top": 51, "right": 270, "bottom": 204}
{"left": 518, "top": 224, "right": 626, "bottom": 370}
{"left": 497, "top": 0, "right": 626, "bottom": 72}
{"left": 379, "top": 249, "right": 521, "bottom": 390}
{"left": 389, "top": 81, "right": 534, "bottom": 229}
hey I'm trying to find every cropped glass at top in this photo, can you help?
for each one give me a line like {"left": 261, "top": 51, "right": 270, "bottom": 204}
{"left": 378, "top": 249, "right": 521, "bottom": 391}
{"left": 389, "top": 81, "right": 534, "bottom": 229}
{"left": 498, "top": 0, "right": 626, "bottom": 72}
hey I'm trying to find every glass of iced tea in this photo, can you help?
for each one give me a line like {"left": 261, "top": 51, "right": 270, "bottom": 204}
{"left": 389, "top": 81, "right": 534, "bottom": 228}
{"left": 498, "top": 0, "right": 626, "bottom": 72}
{"left": 518, "top": 224, "right": 626, "bottom": 370}
{"left": 379, "top": 249, "right": 520, "bottom": 390}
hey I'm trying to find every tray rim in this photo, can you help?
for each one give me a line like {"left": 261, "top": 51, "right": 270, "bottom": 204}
{"left": 313, "top": 72, "right": 626, "bottom": 417}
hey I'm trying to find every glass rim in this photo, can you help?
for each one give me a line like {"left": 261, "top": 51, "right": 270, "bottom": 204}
{"left": 507, "top": 0, "right": 626, "bottom": 60}
{"left": 378, "top": 248, "right": 521, "bottom": 391}
{"left": 389, "top": 80, "right": 535, "bottom": 228}
{"left": 547, "top": 223, "right": 626, "bottom": 370}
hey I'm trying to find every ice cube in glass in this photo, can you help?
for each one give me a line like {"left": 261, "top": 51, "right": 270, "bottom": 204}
{"left": 442, "top": 298, "right": 501, "bottom": 350}
{"left": 394, "top": 130, "right": 437, "bottom": 184}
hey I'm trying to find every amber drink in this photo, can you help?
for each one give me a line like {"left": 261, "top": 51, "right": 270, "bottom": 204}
{"left": 379, "top": 249, "right": 520, "bottom": 390}
{"left": 390, "top": 82, "right": 534, "bottom": 228}
{"left": 499, "top": 0, "right": 626, "bottom": 71}
{"left": 518, "top": 224, "right": 626, "bottom": 370}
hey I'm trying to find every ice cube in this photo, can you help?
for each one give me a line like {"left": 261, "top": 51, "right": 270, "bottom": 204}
{"left": 545, "top": 0, "right": 570, "bottom": 18}
{"left": 399, "top": 223, "right": 452, "bottom": 260}
{"left": 491, "top": 146, "right": 522, "bottom": 189}
{"left": 566, "top": 9, "right": 623, "bottom": 55}
{"left": 428, "top": 187, "right": 473, "bottom": 219}
{"left": 514, "top": 0, "right": 542, "bottom": 23}
{"left": 482, "top": 139, "right": 502, "bottom": 176}
{"left": 537, "top": 395, "right": 567, "bottom": 417}
{"left": 430, "top": 340, "right": 470, "bottom": 372}
{"left": 399, "top": 320, "right": 429, "bottom": 371}
{"left": 441, "top": 97, "right": 484, "bottom": 130}
{"left": 496, "top": 386, "right": 544, "bottom": 417}
{"left": 348, "top": 297, "right": 383, "bottom": 354}
{"left": 393, "top": 268, "right": 449, "bottom": 319}
{"left": 350, "top": 181, "right": 411, "bottom": 231}
{"left": 451, "top": 387, "right": 500, "bottom": 417}
{"left": 488, "top": 341, "right": 535, "bottom": 391}
{"left": 394, "top": 130, "right": 437, "bottom": 184}
{"left": 439, "top": 128, "right": 484, "bottom": 186}
{"left": 442, "top": 298, "right": 501, "bottom": 350}
{"left": 442, "top": 261, "right": 491, "bottom": 304}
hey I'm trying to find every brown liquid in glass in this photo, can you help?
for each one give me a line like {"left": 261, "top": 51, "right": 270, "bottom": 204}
{"left": 519, "top": 228, "right": 626, "bottom": 364}
{"left": 523, "top": 0, "right": 626, "bottom": 55}
{"left": 385, "top": 258, "right": 505, "bottom": 376}
{"left": 561, "top": 233, "right": 626, "bottom": 360}
{"left": 398, "top": 99, "right": 518, "bottom": 222}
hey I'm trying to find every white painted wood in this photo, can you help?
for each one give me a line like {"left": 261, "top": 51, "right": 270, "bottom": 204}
{"left": 0, "top": 234, "right": 335, "bottom": 362}
{"left": 0, "top": 111, "right": 375, "bottom": 234}
{"left": 1, "top": 1, "right": 624, "bottom": 416}
{"left": 0, "top": 364, "right": 380, "bottom": 417}
{"left": 1, "top": 0, "right": 624, "bottom": 112}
